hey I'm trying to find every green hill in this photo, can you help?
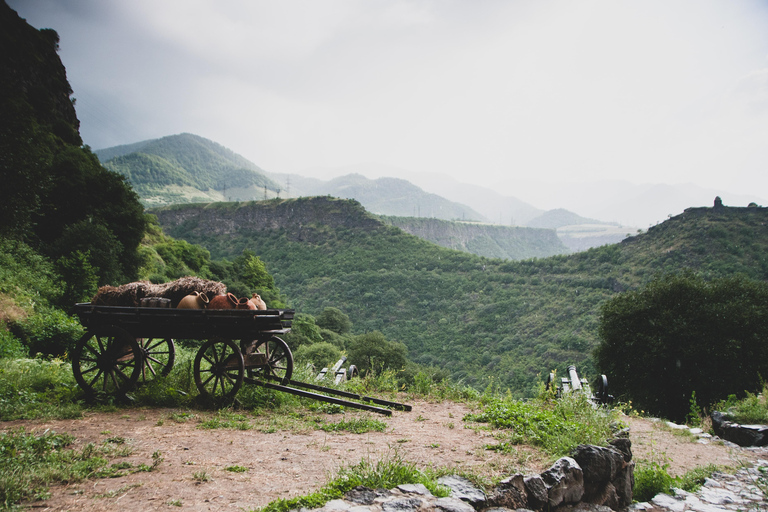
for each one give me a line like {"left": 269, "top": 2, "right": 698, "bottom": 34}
{"left": 379, "top": 216, "right": 569, "bottom": 260}
{"left": 96, "top": 133, "right": 281, "bottom": 206}
{"left": 152, "top": 197, "right": 768, "bottom": 396}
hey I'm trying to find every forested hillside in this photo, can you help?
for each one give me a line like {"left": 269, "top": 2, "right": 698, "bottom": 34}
{"left": 98, "top": 133, "right": 281, "bottom": 206}
{"left": 379, "top": 216, "right": 569, "bottom": 260}
{"left": 152, "top": 197, "right": 768, "bottom": 395}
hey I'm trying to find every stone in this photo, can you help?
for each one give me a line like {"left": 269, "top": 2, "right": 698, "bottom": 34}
{"left": 523, "top": 475, "right": 548, "bottom": 510}
{"left": 710, "top": 411, "right": 768, "bottom": 447}
{"left": 344, "top": 487, "right": 390, "bottom": 505}
{"left": 397, "top": 484, "right": 433, "bottom": 496}
{"left": 607, "top": 438, "right": 632, "bottom": 462}
{"left": 381, "top": 497, "right": 423, "bottom": 512}
{"left": 540, "top": 457, "right": 584, "bottom": 507}
{"left": 612, "top": 460, "right": 634, "bottom": 508}
{"left": 437, "top": 475, "right": 486, "bottom": 507}
{"left": 571, "top": 444, "right": 625, "bottom": 501}
{"left": 433, "top": 496, "right": 476, "bottom": 512}
{"left": 486, "top": 474, "right": 527, "bottom": 510}
{"left": 651, "top": 493, "right": 685, "bottom": 512}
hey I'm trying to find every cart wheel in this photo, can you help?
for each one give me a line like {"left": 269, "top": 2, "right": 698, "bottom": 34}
{"left": 247, "top": 336, "right": 293, "bottom": 384}
{"left": 72, "top": 327, "right": 142, "bottom": 398}
{"left": 595, "top": 374, "right": 609, "bottom": 404}
{"left": 194, "top": 339, "right": 244, "bottom": 404}
{"left": 137, "top": 338, "right": 175, "bottom": 383}
{"left": 347, "top": 365, "right": 359, "bottom": 380}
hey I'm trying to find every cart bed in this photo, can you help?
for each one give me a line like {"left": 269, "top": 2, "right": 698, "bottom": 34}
{"left": 73, "top": 303, "right": 293, "bottom": 340}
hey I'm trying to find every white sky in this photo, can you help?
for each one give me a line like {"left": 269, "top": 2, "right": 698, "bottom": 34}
{"left": 9, "top": 0, "right": 768, "bottom": 202}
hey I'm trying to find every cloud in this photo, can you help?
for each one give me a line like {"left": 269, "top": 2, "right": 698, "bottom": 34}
{"left": 8, "top": 0, "right": 768, "bottom": 199}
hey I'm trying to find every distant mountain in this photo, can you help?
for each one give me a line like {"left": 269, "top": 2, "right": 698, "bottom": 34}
{"left": 379, "top": 216, "right": 568, "bottom": 260}
{"left": 96, "top": 133, "right": 281, "bottom": 206}
{"left": 525, "top": 209, "right": 615, "bottom": 230}
{"left": 273, "top": 172, "right": 487, "bottom": 222}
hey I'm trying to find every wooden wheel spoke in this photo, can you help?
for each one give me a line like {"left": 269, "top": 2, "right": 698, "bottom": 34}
{"left": 88, "top": 369, "right": 104, "bottom": 387}
{"left": 145, "top": 339, "right": 166, "bottom": 351}
{"left": 84, "top": 344, "right": 101, "bottom": 358}
{"left": 80, "top": 365, "right": 99, "bottom": 375}
{"left": 201, "top": 372, "right": 215, "bottom": 387}
{"left": 145, "top": 360, "right": 158, "bottom": 377}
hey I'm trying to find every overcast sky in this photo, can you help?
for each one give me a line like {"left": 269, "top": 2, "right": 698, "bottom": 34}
{"left": 9, "top": 0, "right": 768, "bottom": 205}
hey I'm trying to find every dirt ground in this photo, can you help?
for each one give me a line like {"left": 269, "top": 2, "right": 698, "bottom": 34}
{"left": 6, "top": 400, "right": 759, "bottom": 511}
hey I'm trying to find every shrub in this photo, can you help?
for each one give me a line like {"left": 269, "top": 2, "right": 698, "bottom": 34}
{"left": 9, "top": 308, "right": 84, "bottom": 357}
{"left": 633, "top": 462, "right": 673, "bottom": 502}
{"left": 595, "top": 273, "right": 768, "bottom": 421}
{"left": 294, "top": 342, "right": 343, "bottom": 372}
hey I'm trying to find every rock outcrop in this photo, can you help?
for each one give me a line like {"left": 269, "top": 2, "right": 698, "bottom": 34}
{"left": 305, "top": 442, "right": 634, "bottom": 512}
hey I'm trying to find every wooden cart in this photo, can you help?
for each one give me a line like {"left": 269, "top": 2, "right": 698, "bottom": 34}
{"left": 72, "top": 303, "right": 409, "bottom": 414}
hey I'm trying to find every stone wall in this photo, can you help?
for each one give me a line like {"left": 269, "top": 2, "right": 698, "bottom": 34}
{"left": 309, "top": 439, "right": 634, "bottom": 512}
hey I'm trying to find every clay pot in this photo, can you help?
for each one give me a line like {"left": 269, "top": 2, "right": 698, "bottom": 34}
{"left": 251, "top": 293, "right": 267, "bottom": 310}
{"left": 207, "top": 292, "right": 238, "bottom": 309}
{"left": 235, "top": 296, "right": 257, "bottom": 310}
{"left": 176, "top": 291, "right": 209, "bottom": 309}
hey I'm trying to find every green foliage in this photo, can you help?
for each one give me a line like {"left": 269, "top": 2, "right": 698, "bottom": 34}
{"left": 294, "top": 342, "right": 342, "bottom": 371}
{"left": 633, "top": 462, "right": 674, "bottom": 502}
{"left": 55, "top": 250, "right": 98, "bottom": 304}
{"left": 0, "top": 330, "right": 26, "bottom": 359}
{"left": 318, "top": 417, "right": 388, "bottom": 434}
{"left": 152, "top": 192, "right": 768, "bottom": 397}
{"left": 316, "top": 307, "right": 352, "bottom": 335}
{"left": 633, "top": 462, "right": 720, "bottom": 502}
{"left": 714, "top": 385, "right": 768, "bottom": 424}
{"left": 0, "top": 358, "right": 82, "bottom": 420}
{"left": 465, "top": 392, "right": 618, "bottom": 456}
{"left": 0, "top": 238, "right": 61, "bottom": 310}
{"left": 686, "top": 391, "right": 702, "bottom": 427}
{"left": 258, "top": 451, "right": 448, "bottom": 512}
{"left": 9, "top": 308, "right": 84, "bottom": 357}
{"left": 284, "top": 313, "right": 324, "bottom": 349}
{"left": 595, "top": 272, "right": 768, "bottom": 421}
{"left": 99, "top": 133, "right": 281, "bottom": 203}
{"left": 347, "top": 331, "right": 408, "bottom": 376}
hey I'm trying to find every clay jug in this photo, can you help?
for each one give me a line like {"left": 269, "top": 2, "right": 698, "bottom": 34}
{"left": 251, "top": 293, "right": 267, "bottom": 310}
{"left": 177, "top": 291, "right": 209, "bottom": 309}
{"left": 235, "top": 296, "right": 257, "bottom": 310}
{"left": 207, "top": 292, "right": 238, "bottom": 309}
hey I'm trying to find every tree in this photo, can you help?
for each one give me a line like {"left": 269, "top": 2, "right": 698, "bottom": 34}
{"left": 316, "top": 307, "right": 352, "bottom": 335}
{"left": 347, "top": 331, "right": 408, "bottom": 375}
{"left": 595, "top": 273, "right": 768, "bottom": 421}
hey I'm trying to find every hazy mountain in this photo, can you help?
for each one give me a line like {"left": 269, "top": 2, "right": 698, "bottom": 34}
{"left": 379, "top": 216, "right": 568, "bottom": 260}
{"left": 95, "top": 133, "right": 281, "bottom": 206}
{"left": 296, "top": 164, "right": 544, "bottom": 226}
{"left": 270, "top": 172, "right": 488, "bottom": 222}
{"left": 525, "top": 209, "right": 616, "bottom": 230}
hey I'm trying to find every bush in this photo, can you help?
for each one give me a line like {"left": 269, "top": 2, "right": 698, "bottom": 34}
{"left": 294, "top": 342, "right": 343, "bottom": 372}
{"left": 633, "top": 462, "right": 673, "bottom": 502}
{"left": 595, "top": 273, "right": 768, "bottom": 421}
{"left": 0, "top": 330, "right": 27, "bottom": 359}
{"left": 346, "top": 331, "right": 407, "bottom": 376}
{"left": 9, "top": 308, "right": 84, "bottom": 357}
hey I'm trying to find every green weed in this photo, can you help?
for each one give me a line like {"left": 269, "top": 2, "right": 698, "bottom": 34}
{"left": 318, "top": 417, "right": 388, "bottom": 434}
{"left": 0, "top": 428, "right": 119, "bottom": 507}
{"left": 257, "top": 451, "right": 449, "bottom": 512}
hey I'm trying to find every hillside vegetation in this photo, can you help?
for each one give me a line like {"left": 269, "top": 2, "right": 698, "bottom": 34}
{"left": 98, "top": 133, "right": 281, "bottom": 206}
{"left": 379, "top": 216, "right": 569, "bottom": 260}
{"left": 153, "top": 197, "right": 768, "bottom": 395}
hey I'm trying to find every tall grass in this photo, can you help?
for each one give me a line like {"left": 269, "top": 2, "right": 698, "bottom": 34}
{"left": 464, "top": 391, "right": 620, "bottom": 457}
{"left": 256, "top": 450, "right": 449, "bottom": 512}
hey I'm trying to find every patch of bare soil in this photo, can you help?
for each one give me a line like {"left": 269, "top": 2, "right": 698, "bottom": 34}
{"left": 6, "top": 403, "right": 759, "bottom": 511}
